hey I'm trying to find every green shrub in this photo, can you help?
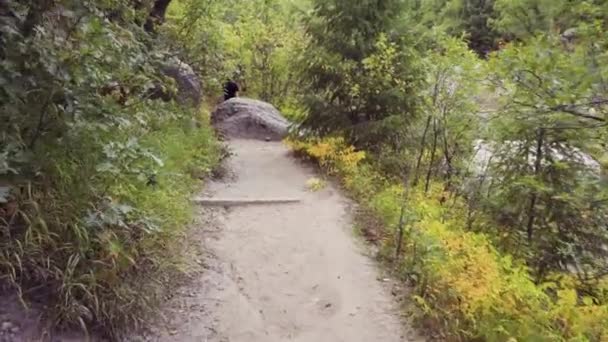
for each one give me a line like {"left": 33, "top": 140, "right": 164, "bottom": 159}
{"left": 1, "top": 111, "right": 219, "bottom": 335}
{"left": 288, "top": 137, "right": 608, "bottom": 341}
{"left": 0, "top": 1, "right": 220, "bottom": 336}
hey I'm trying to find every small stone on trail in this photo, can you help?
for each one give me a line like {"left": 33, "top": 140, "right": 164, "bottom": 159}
{"left": 0, "top": 322, "right": 13, "bottom": 332}
{"left": 306, "top": 177, "right": 326, "bottom": 192}
{"left": 324, "top": 303, "right": 332, "bottom": 309}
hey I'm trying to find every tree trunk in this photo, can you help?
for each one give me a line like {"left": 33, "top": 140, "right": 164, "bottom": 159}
{"left": 412, "top": 115, "right": 432, "bottom": 186}
{"left": 395, "top": 205, "right": 406, "bottom": 260}
{"left": 441, "top": 120, "right": 453, "bottom": 186}
{"left": 526, "top": 128, "right": 544, "bottom": 242}
{"left": 424, "top": 118, "right": 438, "bottom": 194}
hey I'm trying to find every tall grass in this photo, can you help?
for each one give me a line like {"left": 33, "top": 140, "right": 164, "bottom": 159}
{"left": 0, "top": 107, "right": 219, "bottom": 338}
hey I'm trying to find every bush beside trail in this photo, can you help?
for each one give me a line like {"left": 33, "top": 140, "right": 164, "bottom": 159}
{"left": 0, "top": 0, "right": 219, "bottom": 338}
{"left": 287, "top": 137, "right": 608, "bottom": 341}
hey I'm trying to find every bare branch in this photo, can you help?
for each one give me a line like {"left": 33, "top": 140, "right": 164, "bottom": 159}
{"left": 551, "top": 104, "right": 605, "bottom": 122}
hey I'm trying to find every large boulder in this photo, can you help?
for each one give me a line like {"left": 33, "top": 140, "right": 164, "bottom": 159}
{"left": 211, "top": 98, "right": 290, "bottom": 141}
{"left": 160, "top": 57, "right": 202, "bottom": 108}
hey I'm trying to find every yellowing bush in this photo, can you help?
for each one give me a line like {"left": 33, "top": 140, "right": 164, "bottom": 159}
{"left": 287, "top": 136, "right": 608, "bottom": 342}
{"left": 286, "top": 137, "right": 365, "bottom": 175}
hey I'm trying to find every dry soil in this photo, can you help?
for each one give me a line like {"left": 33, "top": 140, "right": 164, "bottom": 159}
{"left": 138, "top": 139, "right": 420, "bottom": 342}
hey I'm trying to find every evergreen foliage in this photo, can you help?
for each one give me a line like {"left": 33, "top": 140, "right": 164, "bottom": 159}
{"left": 299, "top": 0, "right": 423, "bottom": 148}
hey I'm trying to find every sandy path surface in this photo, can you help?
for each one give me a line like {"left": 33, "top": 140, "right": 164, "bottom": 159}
{"left": 142, "top": 139, "right": 418, "bottom": 342}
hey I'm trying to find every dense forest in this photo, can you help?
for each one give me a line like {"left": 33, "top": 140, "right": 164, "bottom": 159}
{"left": 1, "top": 0, "right": 608, "bottom": 340}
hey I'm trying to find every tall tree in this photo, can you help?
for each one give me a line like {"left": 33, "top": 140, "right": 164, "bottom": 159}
{"left": 484, "top": 30, "right": 608, "bottom": 282}
{"left": 454, "top": 0, "right": 499, "bottom": 56}
{"left": 301, "top": 0, "right": 423, "bottom": 148}
{"left": 493, "top": 0, "right": 608, "bottom": 40}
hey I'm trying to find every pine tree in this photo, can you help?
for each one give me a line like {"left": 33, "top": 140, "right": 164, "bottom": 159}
{"left": 457, "top": 0, "right": 499, "bottom": 56}
{"left": 301, "top": 0, "right": 423, "bottom": 148}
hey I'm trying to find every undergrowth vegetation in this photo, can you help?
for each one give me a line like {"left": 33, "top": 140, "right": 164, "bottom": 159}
{"left": 287, "top": 137, "right": 608, "bottom": 341}
{"left": 1, "top": 0, "right": 219, "bottom": 337}
{"left": 287, "top": 0, "right": 608, "bottom": 340}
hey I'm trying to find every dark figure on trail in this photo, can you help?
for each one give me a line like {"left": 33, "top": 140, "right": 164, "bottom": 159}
{"left": 223, "top": 79, "right": 239, "bottom": 101}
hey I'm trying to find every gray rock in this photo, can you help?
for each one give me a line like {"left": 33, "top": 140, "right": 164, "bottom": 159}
{"left": 0, "top": 322, "right": 13, "bottom": 332}
{"left": 161, "top": 57, "right": 202, "bottom": 108}
{"left": 561, "top": 27, "right": 577, "bottom": 40}
{"left": 212, "top": 98, "right": 290, "bottom": 141}
{"left": 471, "top": 139, "right": 600, "bottom": 174}
{"left": 0, "top": 186, "right": 9, "bottom": 204}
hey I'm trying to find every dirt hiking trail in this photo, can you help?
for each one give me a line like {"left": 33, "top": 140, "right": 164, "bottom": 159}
{"left": 139, "top": 139, "right": 420, "bottom": 342}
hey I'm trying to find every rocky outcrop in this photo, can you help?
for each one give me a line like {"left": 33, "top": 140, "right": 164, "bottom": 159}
{"left": 211, "top": 98, "right": 290, "bottom": 141}
{"left": 160, "top": 57, "right": 202, "bottom": 108}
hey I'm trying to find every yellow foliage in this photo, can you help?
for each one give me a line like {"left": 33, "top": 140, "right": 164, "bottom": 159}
{"left": 287, "top": 136, "right": 608, "bottom": 342}
{"left": 432, "top": 223, "right": 501, "bottom": 314}
{"left": 285, "top": 137, "right": 365, "bottom": 175}
{"left": 306, "top": 177, "right": 326, "bottom": 192}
